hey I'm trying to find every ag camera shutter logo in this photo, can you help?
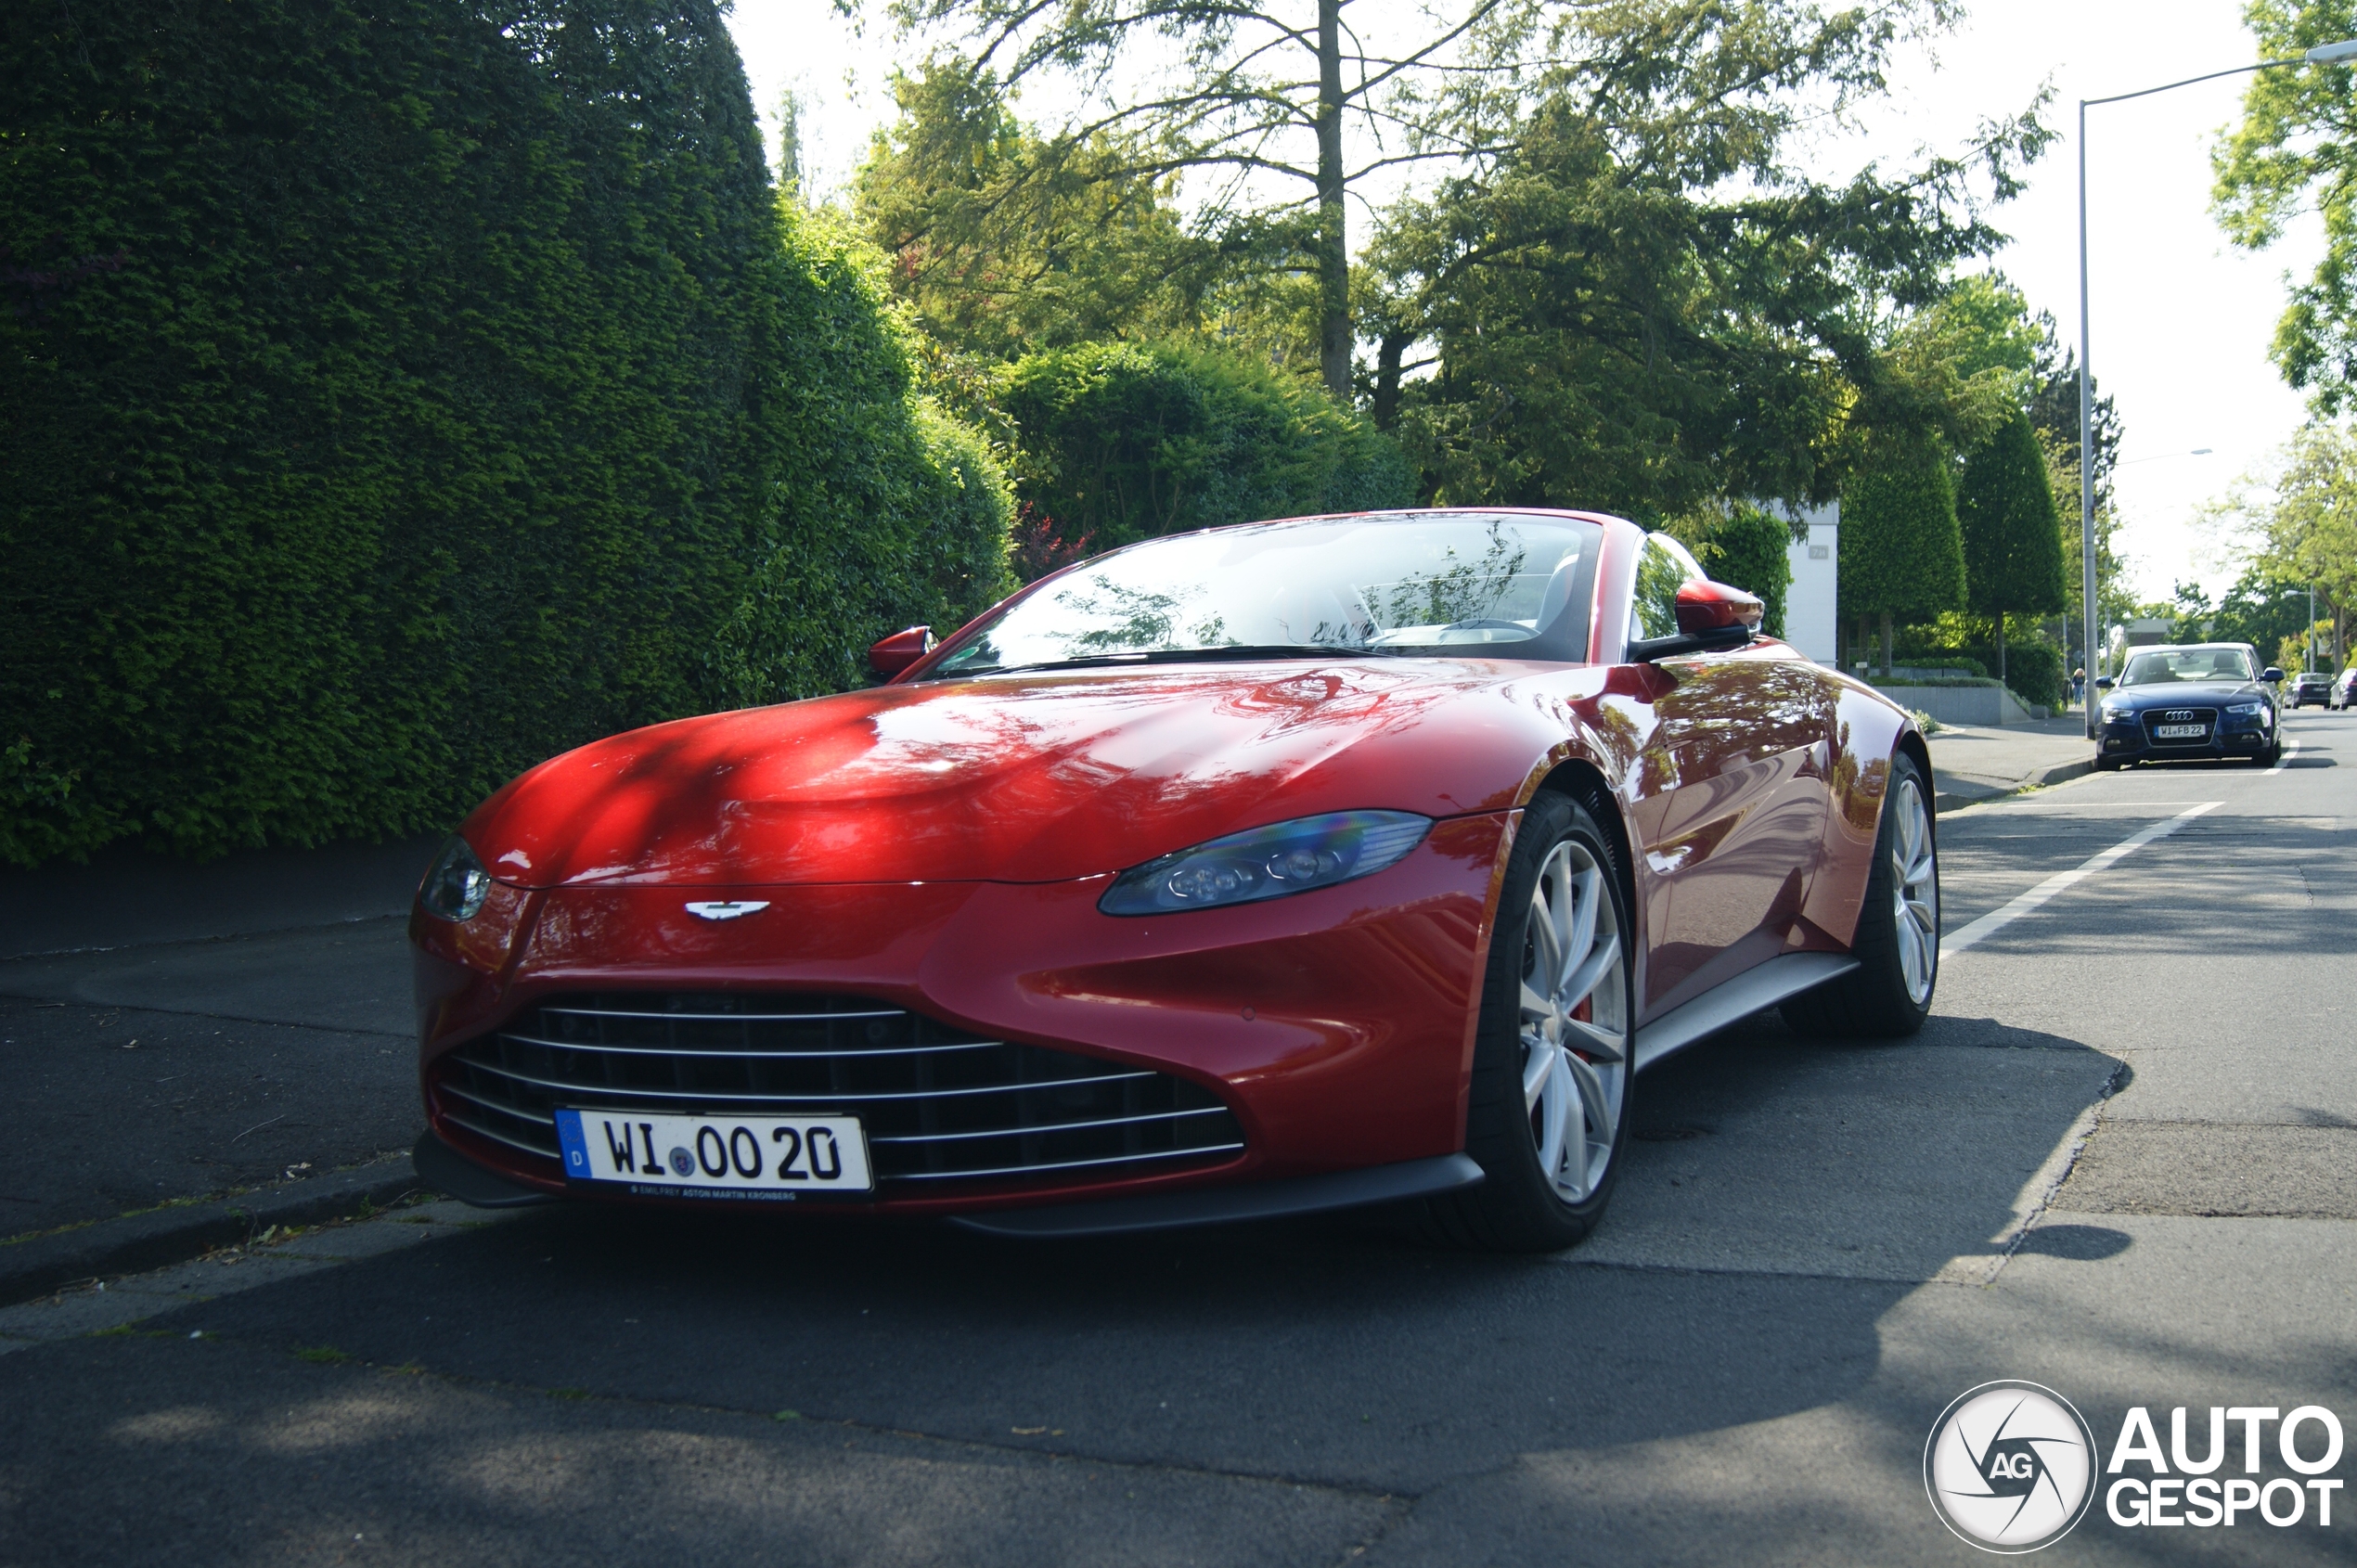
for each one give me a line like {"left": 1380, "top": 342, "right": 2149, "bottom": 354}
{"left": 1925, "top": 1382, "right": 2098, "bottom": 1552}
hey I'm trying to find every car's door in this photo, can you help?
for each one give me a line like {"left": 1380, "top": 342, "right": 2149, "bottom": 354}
{"left": 1616, "top": 533, "right": 1834, "bottom": 1015}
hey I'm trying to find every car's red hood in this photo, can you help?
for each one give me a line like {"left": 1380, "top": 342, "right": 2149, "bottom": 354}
{"left": 460, "top": 661, "right": 1559, "bottom": 888}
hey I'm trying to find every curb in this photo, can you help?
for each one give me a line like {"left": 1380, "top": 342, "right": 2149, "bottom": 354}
{"left": 0, "top": 1154, "right": 431, "bottom": 1306}
{"left": 1934, "top": 756, "right": 2095, "bottom": 816}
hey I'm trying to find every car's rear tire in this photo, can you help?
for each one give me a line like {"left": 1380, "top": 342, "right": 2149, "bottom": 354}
{"left": 1782, "top": 752, "right": 1938, "bottom": 1039}
{"left": 1422, "top": 789, "right": 1635, "bottom": 1253}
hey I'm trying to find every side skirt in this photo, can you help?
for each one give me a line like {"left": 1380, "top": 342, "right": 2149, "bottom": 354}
{"left": 1631, "top": 951, "right": 1861, "bottom": 1072}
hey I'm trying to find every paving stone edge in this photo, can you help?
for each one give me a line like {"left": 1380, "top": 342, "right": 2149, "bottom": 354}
{"left": 1934, "top": 756, "right": 2094, "bottom": 815}
{"left": 0, "top": 1155, "right": 431, "bottom": 1306}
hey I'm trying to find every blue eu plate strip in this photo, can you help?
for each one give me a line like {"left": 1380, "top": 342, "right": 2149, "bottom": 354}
{"left": 553, "top": 1110, "right": 591, "bottom": 1178}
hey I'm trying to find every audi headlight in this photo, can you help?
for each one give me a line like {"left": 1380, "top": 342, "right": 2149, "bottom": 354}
{"left": 419, "top": 835, "right": 492, "bottom": 921}
{"left": 2227, "top": 701, "right": 2264, "bottom": 715}
{"left": 2101, "top": 705, "right": 2135, "bottom": 725}
{"left": 1100, "top": 810, "right": 1432, "bottom": 916}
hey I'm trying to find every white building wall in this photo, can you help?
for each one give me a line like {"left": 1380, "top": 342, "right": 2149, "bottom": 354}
{"left": 1772, "top": 501, "right": 1838, "bottom": 664}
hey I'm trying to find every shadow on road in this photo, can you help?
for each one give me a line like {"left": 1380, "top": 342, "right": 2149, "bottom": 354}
{"left": 2, "top": 1014, "right": 2129, "bottom": 1513}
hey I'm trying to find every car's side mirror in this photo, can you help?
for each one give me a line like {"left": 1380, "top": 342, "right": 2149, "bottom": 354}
{"left": 2263, "top": 666, "right": 2285, "bottom": 683}
{"left": 1674, "top": 579, "right": 1764, "bottom": 635}
{"left": 2095, "top": 675, "right": 2115, "bottom": 690}
{"left": 868, "top": 625, "right": 934, "bottom": 678}
{"left": 1629, "top": 580, "right": 1760, "bottom": 662}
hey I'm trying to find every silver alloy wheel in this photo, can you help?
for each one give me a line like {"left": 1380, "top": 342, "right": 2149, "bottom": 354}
{"left": 1518, "top": 840, "right": 1629, "bottom": 1203}
{"left": 1891, "top": 775, "right": 1939, "bottom": 1005}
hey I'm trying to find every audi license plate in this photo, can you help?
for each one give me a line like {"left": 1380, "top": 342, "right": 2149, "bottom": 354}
{"left": 2153, "top": 723, "right": 2206, "bottom": 739}
{"left": 554, "top": 1110, "right": 872, "bottom": 1198}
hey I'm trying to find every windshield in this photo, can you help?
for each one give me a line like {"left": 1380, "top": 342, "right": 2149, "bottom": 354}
{"left": 924, "top": 514, "right": 1602, "bottom": 678}
{"left": 2119, "top": 648, "right": 2255, "bottom": 687}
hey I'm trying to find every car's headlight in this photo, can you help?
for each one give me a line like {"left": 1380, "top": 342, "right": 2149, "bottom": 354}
{"left": 2228, "top": 701, "right": 2264, "bottom": 714}
{"left": 419, "top": 835, "right": 492, "bottom": 921}
{"left": 2101, "top": 705, "right": 2135, "bottom": 724}
{"left": 1099, "top": 810, "right": 1432, "bottom": 916}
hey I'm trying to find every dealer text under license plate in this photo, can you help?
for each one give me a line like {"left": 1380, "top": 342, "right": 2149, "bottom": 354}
{"left": 554, "top": 1110, "right": 873, "bottom": 1198}
{"left": 2153, "top": 723, "right": 2206, "bottom": 739}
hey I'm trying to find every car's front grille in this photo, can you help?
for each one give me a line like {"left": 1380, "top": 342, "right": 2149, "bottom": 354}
{"left": 2142, "top": 707, "right": 2217, "bottom": 744}
{"left": 431, "top": 993, "right": 1245, "bottom": 1189}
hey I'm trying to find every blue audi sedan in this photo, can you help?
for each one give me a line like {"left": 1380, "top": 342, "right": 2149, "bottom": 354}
{"left": 2094, "top": 643, "right": 2284, "bottom": 769}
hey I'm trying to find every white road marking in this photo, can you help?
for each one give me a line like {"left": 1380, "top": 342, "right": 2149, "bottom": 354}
{"left": 1938, "top": 802, "right": 2222, "bottom": 959}
{"left": 2266, "top": 736, "right": 2300, "bottom": 776}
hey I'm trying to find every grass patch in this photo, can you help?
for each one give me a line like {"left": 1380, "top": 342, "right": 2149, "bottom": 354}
{"left": 294, "top": 1345, "right": 353, "bottom": 1364}
{"left": 549, "top": 1386, "right": 592, "bottom": 1401}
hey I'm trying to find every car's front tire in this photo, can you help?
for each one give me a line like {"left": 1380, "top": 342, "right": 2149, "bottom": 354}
{"left": 1424, "top": 789, "right": 1634, "bottom": 1253}
{"left": 1783, "top": 751, "right": 1938, "bottom": 1039}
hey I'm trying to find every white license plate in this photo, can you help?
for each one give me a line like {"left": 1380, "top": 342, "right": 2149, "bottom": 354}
{"left": 2153, "top": 723, "right": 2206, "bottom": 739}
{"left": 554, "top": 1110, "right": 872, "bottom": 1197}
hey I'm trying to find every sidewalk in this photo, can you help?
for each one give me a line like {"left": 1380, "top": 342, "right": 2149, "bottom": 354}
{"left": 0, "top": 837, "right": 432, "bottom": 1296}
{"left": 1922, "top": 713, "right": 2093, "bottom": 813}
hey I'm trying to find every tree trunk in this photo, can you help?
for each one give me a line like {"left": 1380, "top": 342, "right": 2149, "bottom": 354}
{"left": 1995, "top": 616, "right": 2006, "bottom": 685}
{"left": 1372, "top": 330, "right": 1409, "bottom": 431}
{"left": 1880, "top": 612, "right": 1893, "bottom": 677}
{"left": 1315, "top": 0, "right": 1350, "bottom": 400}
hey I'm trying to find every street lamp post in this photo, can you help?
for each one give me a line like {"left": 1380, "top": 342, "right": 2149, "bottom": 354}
{"left": 2077, "top": 39, "right": 2357, "bottom": 736}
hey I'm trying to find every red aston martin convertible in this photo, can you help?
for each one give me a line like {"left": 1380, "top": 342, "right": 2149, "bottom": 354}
{"left": 410, "top": 509, "right": 1938, "bottom": 1251}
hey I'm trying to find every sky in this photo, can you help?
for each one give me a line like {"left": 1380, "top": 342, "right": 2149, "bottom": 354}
{"left": 723, "top": 0, "right": 2328, "bottom": 605}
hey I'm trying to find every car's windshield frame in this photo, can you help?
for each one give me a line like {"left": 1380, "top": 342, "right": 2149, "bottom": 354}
{"left": 912, "top": 511, "right": 1605, "bottom": 680}
{"left": 2118, "top": 645, "right": 2258, "bottom": 688}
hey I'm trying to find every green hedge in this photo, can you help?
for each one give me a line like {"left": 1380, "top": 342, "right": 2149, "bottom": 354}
{"left": 995, "top": 341, "right": 1411, "bottom": 549}
{"left": 1, "top": 0, "right": 1009, "bottom": 867}
{"left": 709, "top": 212, "right": 1014, "bottom": 703}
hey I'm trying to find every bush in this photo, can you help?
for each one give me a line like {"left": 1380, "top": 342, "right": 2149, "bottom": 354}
{"left": 996, "top": 341, "right": 1412, "bottom": 549}
{"left": 1895, "top": 656, "right": 1990, "bottom": 678}
{"left": 0, "top": 0, "right": 1009, "bottom": 867}
{"left": 1994, "top": 636, "right": 2066, "bottom": 710}
{"left": 1891, "top": 626, "right": 2063, "bottom": 709}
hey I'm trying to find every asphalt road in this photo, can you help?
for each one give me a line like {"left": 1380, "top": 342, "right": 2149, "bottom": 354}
{"left": 3, "top": 711, "right": 2352, "bottom": 1566}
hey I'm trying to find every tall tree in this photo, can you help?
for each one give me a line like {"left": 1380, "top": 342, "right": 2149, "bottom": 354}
{"left": 1957, "top": 410, "right": 2067, "bottom": 682}
{"left": 1362, "top": 82, "right": 2046, "bottom": 518}
{"left": 891, "top": 0, "right": 1976, "bottom": 398}
{"left": 853, "top": 65, "right": 1253, "bottom": 360}
{"left": 1841, "top": 431, "right": 1966, "bottom": 673}
{"left": 2208, "top": 422, "right": 2357, "bottom": 664}
{"left": 2214, "top": 1, "right": 2357, "bottom": 408}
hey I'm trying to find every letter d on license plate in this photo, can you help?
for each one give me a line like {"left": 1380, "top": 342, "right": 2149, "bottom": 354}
{"left": 554, "top": 1110, "right": 873, "bottom": 1196}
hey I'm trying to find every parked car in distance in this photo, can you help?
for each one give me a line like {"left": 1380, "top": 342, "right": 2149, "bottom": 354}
{"left": 2093, "top": 643, "right": 2283, "bottom": 768}
{"left": 2332, "top": 667, "right": 2357, "bottom": 710}
{"left": 2287, "top": 670, "right": 2332, "bottom": 708}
